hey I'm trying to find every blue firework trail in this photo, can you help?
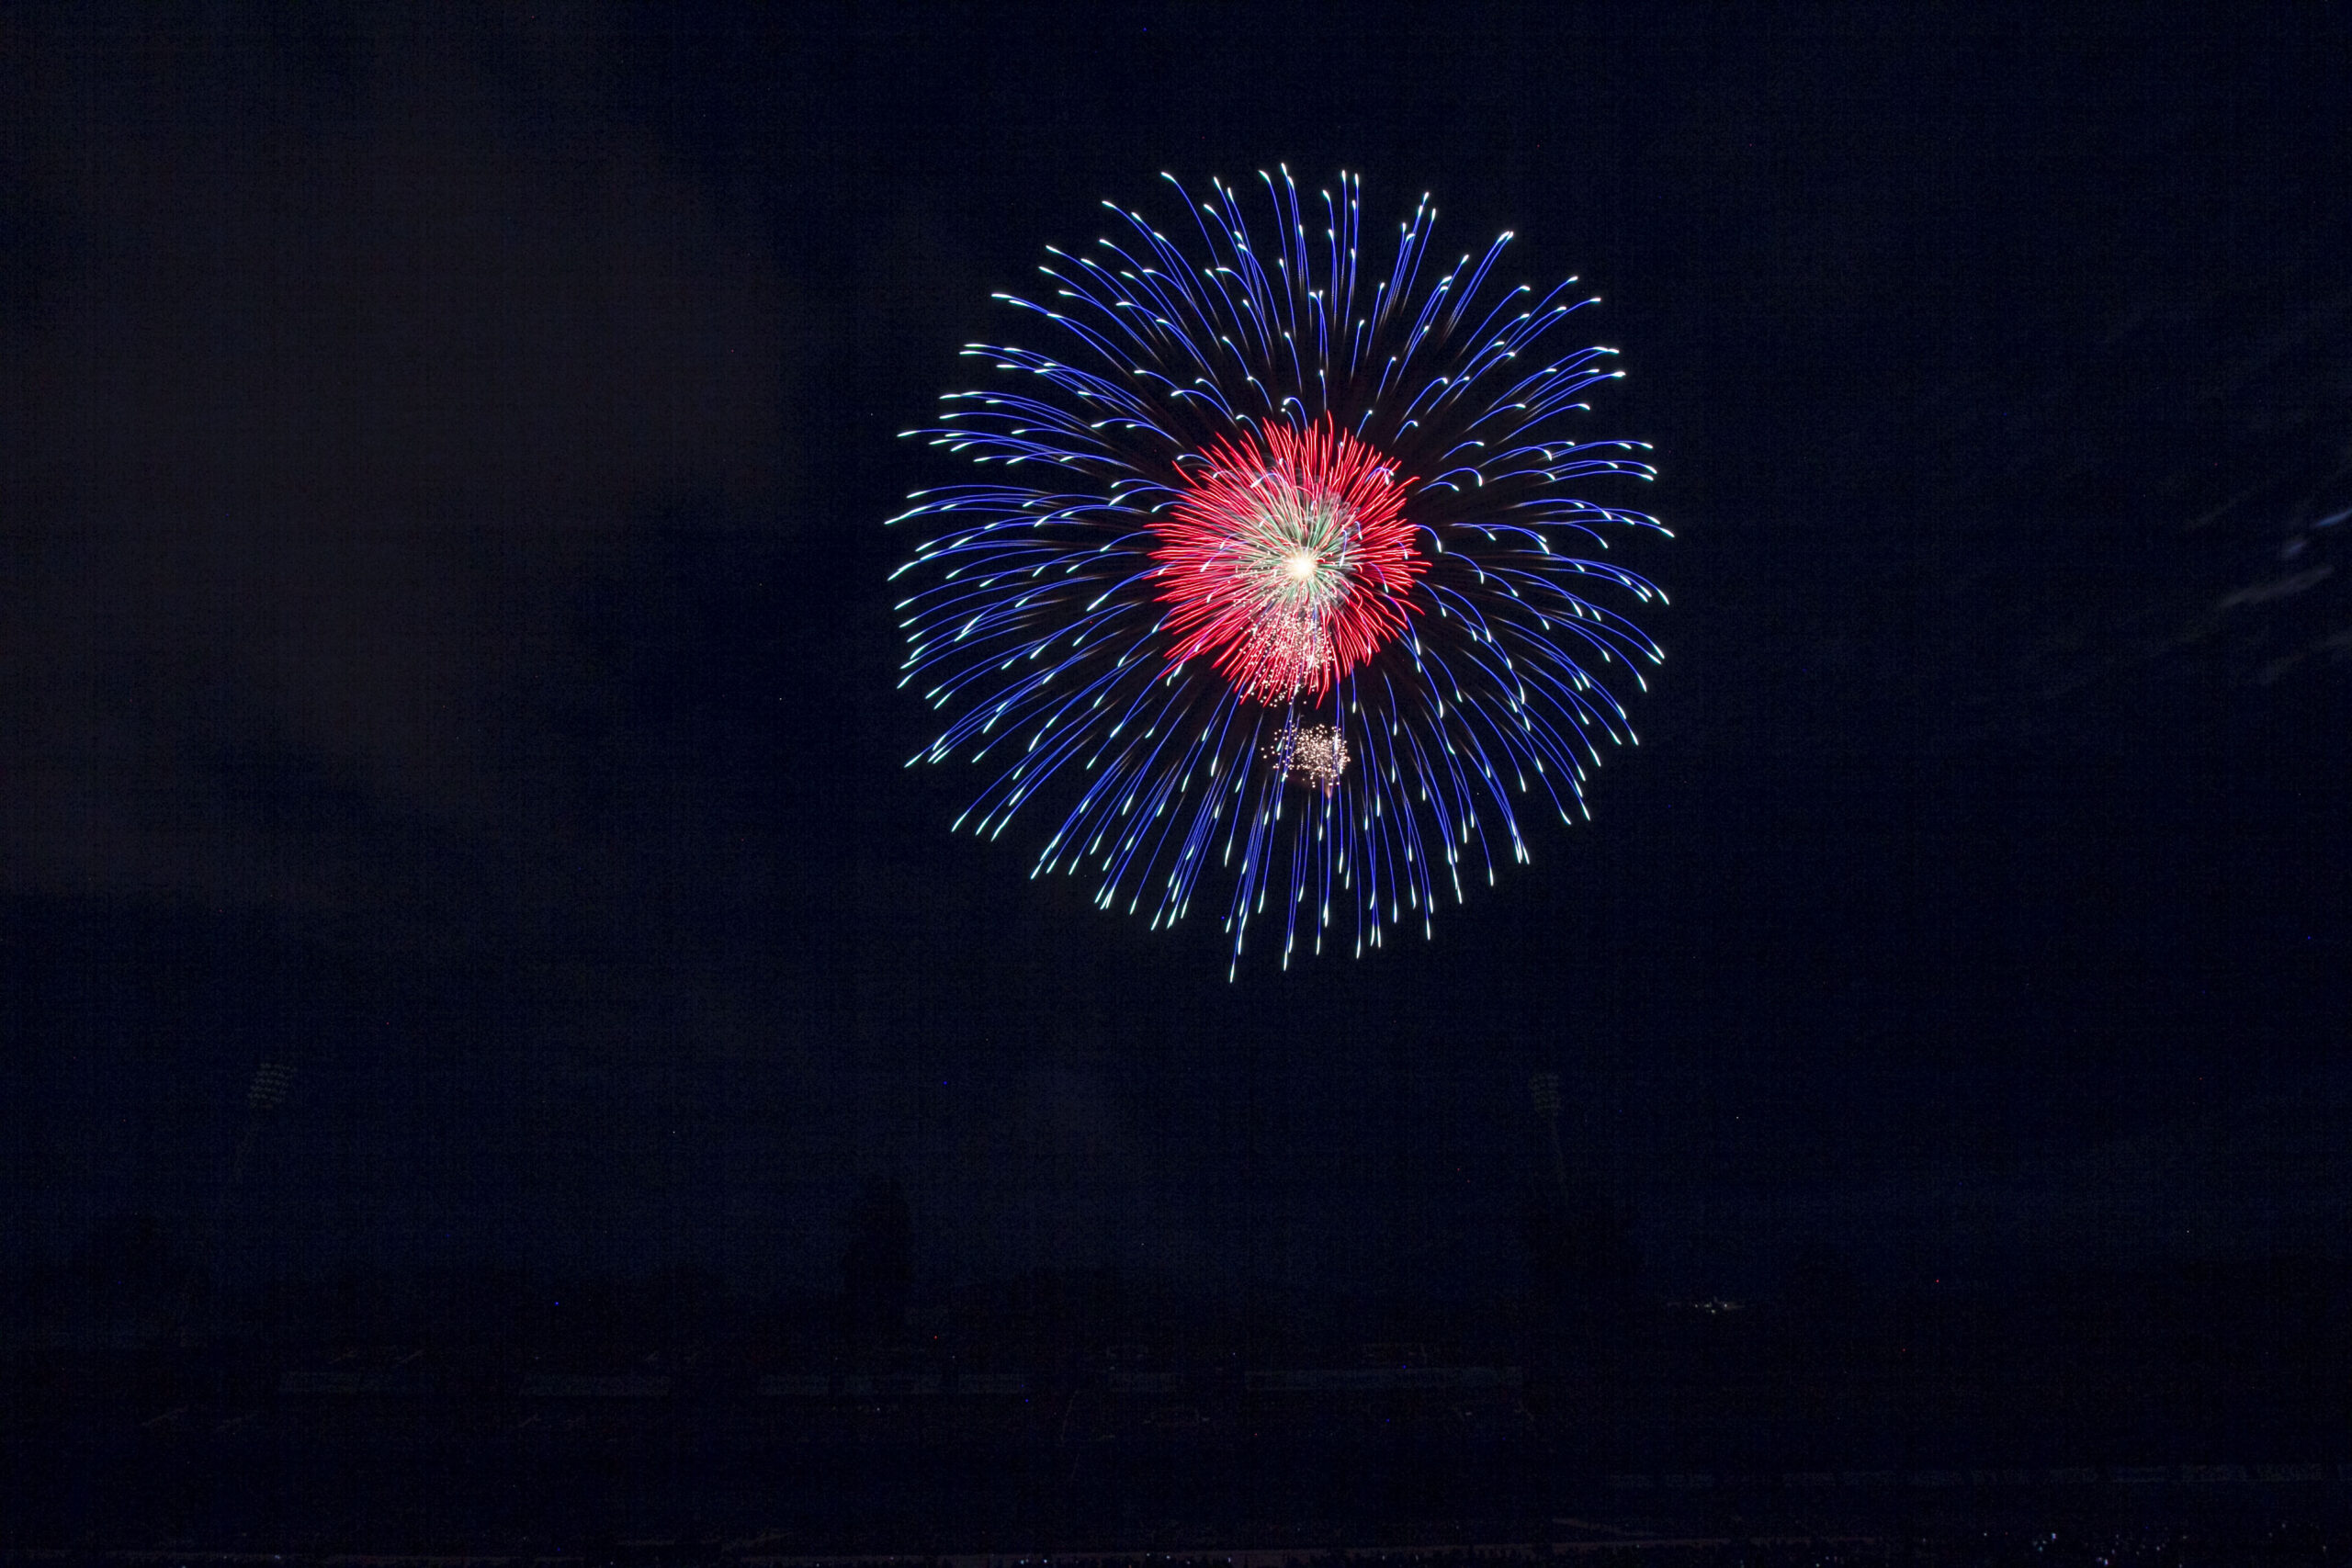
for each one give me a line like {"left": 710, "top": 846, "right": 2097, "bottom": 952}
{"left": 888, "top": 170, "right": 1670, "bottom": 973}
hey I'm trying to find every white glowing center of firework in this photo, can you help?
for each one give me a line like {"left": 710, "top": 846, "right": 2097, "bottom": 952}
{"left": 1238, "top": 487, "right": 1357, "bottom": 608}
{"left": 1229, "top": 487, "right": 1361, "bottom": 699}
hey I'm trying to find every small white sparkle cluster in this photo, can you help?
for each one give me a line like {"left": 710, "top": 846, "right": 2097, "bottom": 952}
{"left": 1269, "top": 721, "right": 1350, "bottom": 795}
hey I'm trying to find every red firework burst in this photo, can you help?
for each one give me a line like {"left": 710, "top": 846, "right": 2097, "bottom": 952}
{"left": 1152, "top": 419, "right": 1421, "bottom": 702}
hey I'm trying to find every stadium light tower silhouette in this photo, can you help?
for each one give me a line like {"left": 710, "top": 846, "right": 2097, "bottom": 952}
{"left": 1530, "top": 1071, "right": 1570, "bottom": 1210}
{"left": 166, "top": 1062, "right": 299, "bottom": 1341}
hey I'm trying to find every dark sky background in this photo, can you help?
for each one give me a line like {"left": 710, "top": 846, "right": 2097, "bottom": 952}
{"left": 1, "top": 2, "right": 2347, "bottom": 1310}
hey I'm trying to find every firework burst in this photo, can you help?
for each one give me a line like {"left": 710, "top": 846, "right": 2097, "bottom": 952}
{"left": 891, "top": 170, "right": 1668, "bottom": 971}
{"left": 1155, "top": 418, "right": 1420, "bottom": 703}
{"left": 1271, "top": 719, "right": 1351, "bottom": 796}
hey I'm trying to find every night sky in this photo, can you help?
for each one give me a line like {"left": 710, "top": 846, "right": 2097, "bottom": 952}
{"left": 3, "top": 3, "right": 2348, "bottom": 1312}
